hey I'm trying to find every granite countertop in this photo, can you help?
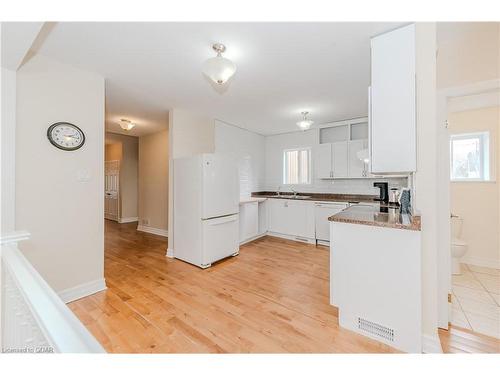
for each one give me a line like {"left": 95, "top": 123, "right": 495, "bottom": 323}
{"left": 328, "top": 204, "right": 421, "bottom": 231}
{"left": 251, "top": 191, "right": 378, "bottom": 204}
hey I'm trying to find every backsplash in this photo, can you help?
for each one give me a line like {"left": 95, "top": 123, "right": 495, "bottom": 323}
{"left": 264, "top": 176, "right": 408, "bottom": 196}
{"left": 215, "top": 121, "right": 409, "bottom": 198}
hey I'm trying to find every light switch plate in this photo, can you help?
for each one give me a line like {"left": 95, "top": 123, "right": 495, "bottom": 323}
{"left": 77, "top": 169, "right": 91, "bottom": 182}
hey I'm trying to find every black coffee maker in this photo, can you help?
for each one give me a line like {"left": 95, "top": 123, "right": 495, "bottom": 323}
{"left": 373, "top": 182, "right": 389, "bottom": 203}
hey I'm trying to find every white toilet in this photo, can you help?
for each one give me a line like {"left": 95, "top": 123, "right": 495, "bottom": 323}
{"left": 451, "top": 215, "right": 468, "bottom": 275}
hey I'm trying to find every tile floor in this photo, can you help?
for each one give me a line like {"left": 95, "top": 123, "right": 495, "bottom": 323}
{"left": 451, "top": 263, "right": 500, "bottom": 339}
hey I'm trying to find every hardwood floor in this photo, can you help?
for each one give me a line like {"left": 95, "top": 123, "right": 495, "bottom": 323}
{"left": 69, "top": 220, "right": 499, "bottom": 353}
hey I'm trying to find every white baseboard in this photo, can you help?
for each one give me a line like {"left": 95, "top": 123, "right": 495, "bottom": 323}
{"left": 267, "top": 232, "right": 316, "bottom": 244}
{"left": 462, "top": 256, "right": 500, "bottom": 270}
{"left": 137, "top": 225, "right": 168, "bottom": 237}
{"left": 166, "top": 248, "right": 174, "bottom": 258}
{"left": 58, "top": 278, "right": 107, "bottom": 304}
{"left": 422, "top": 333, "right": 443, "bottom": 353}
{"left": 240, "top": 233, "right": 267, "bottom": 245}
{"left": 118, "top": 216, "right": 138, "bottom": 223}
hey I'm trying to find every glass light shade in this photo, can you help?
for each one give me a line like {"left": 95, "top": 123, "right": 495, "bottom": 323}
{"left": 296, "top": 120, "right": 313, "bottom": 131}
{"left": 202, "top": 56, "right": 237, "bottom": 85}
{"left": 120, "top": 121, "right": 135, "bottom": 131}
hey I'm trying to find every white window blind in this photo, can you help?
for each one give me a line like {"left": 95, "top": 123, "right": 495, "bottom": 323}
{"left": 283, "top": 148, "right": 311, "bottom": 185}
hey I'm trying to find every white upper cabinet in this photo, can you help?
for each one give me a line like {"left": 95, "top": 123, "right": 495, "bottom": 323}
{"left": 332, "top": 141, "right": 348, "bottom": 178}
{"left": 316, "top": 143, "right": 333, "bottom": 179}
{"left": 348, "top": 139, "right": 369, "bottom": 177}
{"left": 316, "top": 119, "right": 369, "bottom": 179}
{"left": 370, "top": 24, "right": 416, "bottom": 174}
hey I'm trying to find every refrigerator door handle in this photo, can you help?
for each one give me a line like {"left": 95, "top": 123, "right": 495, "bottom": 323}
{"left": 206, "top": 215, "right": 238, "bottom": 226}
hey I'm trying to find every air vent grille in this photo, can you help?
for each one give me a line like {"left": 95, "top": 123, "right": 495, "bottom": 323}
{"left": 358, "top": 317, "right": 394, "bottom": 342}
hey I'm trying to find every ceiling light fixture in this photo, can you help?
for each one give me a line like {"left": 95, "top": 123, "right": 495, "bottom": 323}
{"left": 296, "top": 111, "right": 313, "bottom": 131}
{"left": 119, "top": 119, "right": 135, "bottom": 131}
{"left": 202, "top": 43, "right": 237, "bottom": 85}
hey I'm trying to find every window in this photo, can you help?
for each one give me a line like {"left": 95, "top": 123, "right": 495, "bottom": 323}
{"left": 450, "top": 132, "right": 490, "bottom": 181}
{"left": 283, "top": 148, "right": 311, "bottom": 184}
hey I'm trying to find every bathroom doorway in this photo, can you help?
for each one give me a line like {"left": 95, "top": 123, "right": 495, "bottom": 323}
{"left": 437, "top": 81, "right": 500, "bottom": 339}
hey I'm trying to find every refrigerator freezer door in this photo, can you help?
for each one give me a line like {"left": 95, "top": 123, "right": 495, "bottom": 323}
{"left": 202, "top": 214, "right": 239, "bottom": 266}
{"left": 201, "top": 154, "right": 239, "bottom": 219}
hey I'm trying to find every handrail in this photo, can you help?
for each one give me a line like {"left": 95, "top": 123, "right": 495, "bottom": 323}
{"left": 1, "top": 237, "right": 105, "bottom": 353}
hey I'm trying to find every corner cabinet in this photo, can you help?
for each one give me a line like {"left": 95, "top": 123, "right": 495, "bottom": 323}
{"left": 370, "top": 24, "right": 416, "bottom": 174}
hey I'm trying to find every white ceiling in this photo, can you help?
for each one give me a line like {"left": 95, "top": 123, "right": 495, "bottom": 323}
{"left": 34, "top": 22, "right": 404, "bottom": 136}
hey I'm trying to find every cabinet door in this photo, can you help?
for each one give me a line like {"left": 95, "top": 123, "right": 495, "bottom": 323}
{"left": 332, "top": 141, "right": 348, "bottom": 178}
{"left": 316, "top": 143, "right": 333, "bottom": 179}
{"left": 268, "top": 199, "right": 289, "bottom": 234}
{"left": 258, "top": 200, "right": 268, "bottom": 235}
{"left": 268, "top": 199, "right": 314, "bottom": 239}
{"left": 370, "top": 23, "right": 416, "bottom": 173}
{"left": 239, "top": 202, "right": 258, "bottom": 243}
{"left": 348, "top": 139, "right": 368, "bottom": 177}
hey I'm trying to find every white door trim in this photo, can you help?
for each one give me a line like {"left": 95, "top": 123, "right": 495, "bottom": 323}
{"left": 436, "top": 79, "right": 500, "bottom": 329}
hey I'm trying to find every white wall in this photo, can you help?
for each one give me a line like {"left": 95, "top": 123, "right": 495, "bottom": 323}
{"left": 265, "top": 129, "right": 407, "bottom": 195}
{"left": 449, "top": 106, "right": 500, "bottom": 269}
{"left": 413, "top": 23, "right": 440, "bottom": 350}
{"left": 1, "top": 67, "right": 16, "bottom": 234}
{"left": 169, "top": 109, "right": 214, "bottom": 159}
{"left": 214, "top": 120, "right": 266, "bottom": 198}
{"left": 15, "top": 54, "right": 105, "bottom": 297}
{"left": 138, "top": 129, "right": 169, "bottom": 232}
{"left": 437, "top": 23, "right": 500, "bottom": 89}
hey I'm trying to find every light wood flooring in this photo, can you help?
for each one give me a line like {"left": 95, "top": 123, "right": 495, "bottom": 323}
{"left": 68, "top": 220, "right": 499, "bottom": 353}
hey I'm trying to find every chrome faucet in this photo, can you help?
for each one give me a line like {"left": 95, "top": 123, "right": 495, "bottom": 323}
{"left": 276, "top": 186, "right": 281, "bottom": 196}
{"left": 290, "top": 188, "right": 298, "bottom": 197}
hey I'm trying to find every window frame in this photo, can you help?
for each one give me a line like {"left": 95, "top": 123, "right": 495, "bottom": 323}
{"left": 450, "top": 131, "right": 490, "bottom": 182}
{"left": 282, "top": 147, "right": 312, "bottom": 185}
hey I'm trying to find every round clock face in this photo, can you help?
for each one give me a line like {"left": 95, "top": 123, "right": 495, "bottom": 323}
{"left": 47, "top": 122, "right": 85, "bottom": 151}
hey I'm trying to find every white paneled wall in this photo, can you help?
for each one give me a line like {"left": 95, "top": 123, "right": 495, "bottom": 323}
{"left": 214, "top": 120, "right": 266, "bottom": 198}
{"left": 265, "top": 129, "right": 407, "bottom": 195}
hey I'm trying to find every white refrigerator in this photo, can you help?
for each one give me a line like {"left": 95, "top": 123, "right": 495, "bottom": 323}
{"left": 173, "top": 153, "right": 239, "bottom": 268}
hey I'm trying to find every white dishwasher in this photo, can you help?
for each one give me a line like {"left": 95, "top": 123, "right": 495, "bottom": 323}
{"left": 314, "top": 202, "right": 348, "bottom": 244}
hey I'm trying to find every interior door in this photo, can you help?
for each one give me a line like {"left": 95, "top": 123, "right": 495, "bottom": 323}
{"left": 104, "top": 161, "right": 120, "bottom": 221}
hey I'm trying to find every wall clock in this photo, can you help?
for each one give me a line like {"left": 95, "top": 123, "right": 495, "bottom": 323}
{"left": 47, "top": 122, "right": 85, "bottom": 151}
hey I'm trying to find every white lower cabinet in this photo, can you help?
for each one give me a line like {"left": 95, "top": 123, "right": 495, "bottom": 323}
{"left": 268, "top": 199, "right": 315, "bottom": 241}
{"left": 239, "top": 201, "right": 259, "bottom": 243}
{"left": 257, "top": 200, "right": 268, "bottom": 235}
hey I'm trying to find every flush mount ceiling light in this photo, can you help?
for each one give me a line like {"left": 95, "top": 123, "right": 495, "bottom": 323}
{"left": 296, "top": 111, "right": 314, "bottom": 131}
{"left": 202, "top": 43, "right": 237, "bottom": 85}
{"left": 119, "top": 119, "right": 135, "bottom": 131}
